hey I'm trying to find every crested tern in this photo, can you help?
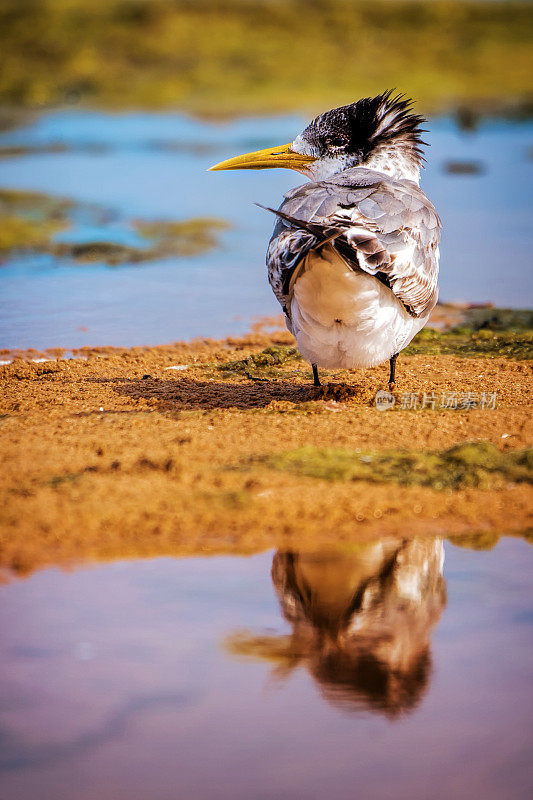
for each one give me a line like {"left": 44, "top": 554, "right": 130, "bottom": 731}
{"left": 210, "top": 91, "right": 441, "bottom": 389}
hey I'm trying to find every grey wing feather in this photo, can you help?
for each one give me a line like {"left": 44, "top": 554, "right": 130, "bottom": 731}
{"left": 266, "top": 168, "right": 441, "bottom": 318}
{"left": 266, "top": 218, "right": 318, "bottom": 309}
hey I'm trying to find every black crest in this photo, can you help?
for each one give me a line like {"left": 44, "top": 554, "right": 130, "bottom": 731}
{"left": 302, "top": 91, "right": 428, "bottom": 169}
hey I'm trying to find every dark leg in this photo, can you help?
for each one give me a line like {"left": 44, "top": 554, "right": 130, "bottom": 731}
{"left": 388, "top": 353, "right": 398, "bottom": 390}
{"left": 312, "top": 363, "right": 321, "bottom": 387}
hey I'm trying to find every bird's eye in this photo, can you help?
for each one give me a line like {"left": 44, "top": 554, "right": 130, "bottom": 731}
{"left": 327, "top": 135, "right": 347, "bottom": 148}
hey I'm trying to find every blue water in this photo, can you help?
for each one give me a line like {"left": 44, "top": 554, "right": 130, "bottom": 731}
{"left": 0, "top": 111, "right": 532, "bottom": 350}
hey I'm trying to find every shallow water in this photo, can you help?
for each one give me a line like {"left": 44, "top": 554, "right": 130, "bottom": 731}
{"left": 0, "top": 536, "right": 531, "bottom": 799}
{"left": 0, "top": 111, "right": 532, "bottom": 350}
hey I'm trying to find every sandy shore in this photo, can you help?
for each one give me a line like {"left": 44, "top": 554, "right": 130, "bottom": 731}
{"left": 0, "top": 328, "right": 531, "bottom": 576}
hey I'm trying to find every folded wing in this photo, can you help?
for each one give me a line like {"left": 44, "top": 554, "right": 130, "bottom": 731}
{"left": 266, "top": 168, "right": 441, "bottom": 319}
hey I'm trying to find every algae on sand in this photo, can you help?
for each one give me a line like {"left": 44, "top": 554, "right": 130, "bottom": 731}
{"left": 135, "top": 218, "right": 231, "bottom": 258}
{"left": 0, "top": 189, "right": 72, "bottom": 252}
{"left": 218, "top": 345, "right": 302, "bottom": 376}
{"left": 0, "top": 188, "right": 230, "bottom": 265}
{"left": 406, "top": 324, "right": 533, "bottom": 360}
{"left": 461, "top": 307, "right": 533, "bottom": 332}
{"left": 264, "top": 442, "right": 533, "bottom": 490}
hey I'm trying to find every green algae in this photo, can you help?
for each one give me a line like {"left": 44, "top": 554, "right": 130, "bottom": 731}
{"left": 135, "top": 218, "right": 231, "bottom": 258}
{"left": 218, "top": 346, "right": 302, "bottom": 376}
{"left": 0, "top": 144, "right": 70, "bottom": 159}
{"left": 0, "top": 189, "right": 73, "bottom": 217}
{"left": 461, "top": 307, "right": 533, "bottom": 332}
{"left": 51, "top": 217, "right": 229, "bottom": 265}
{"left": 406, "top": 325, "right": 533, "bottom": 360}
{"left": 0, "top": 215, "right": 67, "bottom": 253}
{"left": 0, "top": 189, "right": 73, "bottom": 254}
{"left": 0, "top": 188, "right": 229, "bottom": 264}
{"left": 263, "top": 442, "right": 533, "bottom": 490}
{"left": 51, "top": 241, "right": 149, "bottom": 266}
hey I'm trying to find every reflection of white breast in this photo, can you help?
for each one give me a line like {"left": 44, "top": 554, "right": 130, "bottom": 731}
{"left": 289, "top": 244, "right": 427, "bottom": 369}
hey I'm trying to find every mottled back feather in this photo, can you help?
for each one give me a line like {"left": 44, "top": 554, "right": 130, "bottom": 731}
{"left": 266, "top": 167, "right": 441, "bottom": 319}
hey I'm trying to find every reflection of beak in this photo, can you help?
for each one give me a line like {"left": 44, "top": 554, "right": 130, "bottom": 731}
{"left": 209, "top": 142, "right": 315, "bottom": 172}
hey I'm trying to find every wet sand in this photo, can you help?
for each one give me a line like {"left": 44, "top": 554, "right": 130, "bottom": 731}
{"left": 0, "top": 328, "right": 531, "bottom": 575}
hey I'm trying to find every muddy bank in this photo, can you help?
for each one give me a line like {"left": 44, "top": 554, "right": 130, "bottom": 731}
{"left": 0, "top": 327, "right": 531, "bottom": 577}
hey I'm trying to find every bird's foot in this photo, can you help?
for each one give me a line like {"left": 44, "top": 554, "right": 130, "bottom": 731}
{"left": 388, "top": 381, "right": 396, "bottom": 392}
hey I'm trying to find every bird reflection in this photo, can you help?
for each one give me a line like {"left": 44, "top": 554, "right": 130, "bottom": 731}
{"left": 227, "top": 537, "right": 446, "bottom": 717}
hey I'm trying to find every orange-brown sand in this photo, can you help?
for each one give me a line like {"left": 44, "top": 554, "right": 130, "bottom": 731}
{"left": 0, "top": 330, "right": 531, "bottom": 576}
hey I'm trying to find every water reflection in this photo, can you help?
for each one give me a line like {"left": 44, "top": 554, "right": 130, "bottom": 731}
{"left": 229, "top": 538, "right": 446, "bottom": 716}
{"left": 0, "top": 539, "right": 531, "bottom": 799}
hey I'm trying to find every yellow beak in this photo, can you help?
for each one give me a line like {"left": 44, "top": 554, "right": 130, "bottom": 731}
{"left": 209, "top": 142, "right": 315, "bottom": 172}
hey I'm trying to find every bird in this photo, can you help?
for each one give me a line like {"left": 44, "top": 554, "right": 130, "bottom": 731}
{"left": 226, "top": 538, "right": 446, "bottom": 716}
{"left": 209, "top": 91, "right": 441, "bottom": 390}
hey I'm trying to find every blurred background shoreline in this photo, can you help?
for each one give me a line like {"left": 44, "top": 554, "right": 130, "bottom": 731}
{"left": 1, "top": 0, "right": 532, "bottom": 119}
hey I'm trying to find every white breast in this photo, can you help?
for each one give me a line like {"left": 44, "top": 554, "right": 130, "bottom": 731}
{"left": 289, "top": 245, "right": 427, "bottom": 369}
